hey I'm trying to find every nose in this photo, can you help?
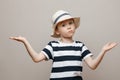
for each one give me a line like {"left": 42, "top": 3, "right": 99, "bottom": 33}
{"left": 67, "top": 25, "right": 72, "bottom": 29}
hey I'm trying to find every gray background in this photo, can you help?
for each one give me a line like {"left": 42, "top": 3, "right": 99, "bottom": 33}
{"left": 0, "top": 0, "right": 120, "bottom": 80}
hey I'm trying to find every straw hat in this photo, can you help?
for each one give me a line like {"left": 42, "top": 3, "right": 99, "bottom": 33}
{"left": 51, "top": 10, "right": 80, "bottom": 38}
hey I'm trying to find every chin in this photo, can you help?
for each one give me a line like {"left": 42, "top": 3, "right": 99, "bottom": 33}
{"left": 62, "top": 33, "right": 74, "bottom": 38}
{"left": 68, "top": 34, "right": 74, "bottom": 37}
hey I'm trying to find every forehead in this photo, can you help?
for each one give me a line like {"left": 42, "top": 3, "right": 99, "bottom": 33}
{"left": 57, "top": 18, "right": 74, "bottom": 25}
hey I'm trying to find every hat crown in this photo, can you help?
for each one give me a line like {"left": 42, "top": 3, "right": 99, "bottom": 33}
{"left": 52, "top": 10, "right": 71, "bottom": 24}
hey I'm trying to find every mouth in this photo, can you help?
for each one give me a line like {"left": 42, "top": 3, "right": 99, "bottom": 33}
{"left": 68, "top": 30, "right": 74, "bottom": 33}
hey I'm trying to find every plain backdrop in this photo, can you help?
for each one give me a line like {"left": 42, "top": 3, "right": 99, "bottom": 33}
{"left": 0, "top": 0, "right": 120, "bottom": 80}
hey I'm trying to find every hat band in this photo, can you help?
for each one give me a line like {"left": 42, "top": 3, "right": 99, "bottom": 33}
{"left": 53, "top": 13, "right": 70, "bottom": 24}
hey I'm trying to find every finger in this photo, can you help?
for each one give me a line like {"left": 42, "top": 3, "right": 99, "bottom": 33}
{"left": 106, "top": 42, "right": 112, "bottom": 46}
{"left": 108, "top": 42, "right": 117, "bottom": 46}
{"left": 108, "top": 42, "right": 114, "bottom": 45}
{"left": 112, "top": 42, "right": 118, "bottom": 47}
{"left": 9, "top": 37, "right": 15, "bottom": 39}
{"left": 110, "top": 42, "right": 117, "bottom": 48}
{"left": 9, "top": 37, "right": 18, "bottom": 40}
{"left": 10, "top": 37, "right": 16, "bottom": 39}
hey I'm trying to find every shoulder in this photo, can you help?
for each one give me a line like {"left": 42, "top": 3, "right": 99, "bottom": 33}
{"left": 50, "top": 41, "right": 59, "bottom": 43}
{"left": 75, "top": 41, "right": 82, "bottom": 43}
{"left": 47, "top": 41, "right": 59, "bottom": 46}
{"left": 75, "top": 41, "right": 84, "bottom": 44}
{"left": 74, "top": 41, "right": 86, "bottom": 47}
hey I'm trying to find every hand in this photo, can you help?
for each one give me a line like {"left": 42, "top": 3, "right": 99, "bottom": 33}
{"left": 102, "top": 42, "right": 118, "bottom": 52}
{"left": 9, "top": 36, "right": 26, "bottom": 43}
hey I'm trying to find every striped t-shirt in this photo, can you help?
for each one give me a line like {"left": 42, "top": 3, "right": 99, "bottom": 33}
{"left": 41, "top": 41, "right": 93, "bottom": 80}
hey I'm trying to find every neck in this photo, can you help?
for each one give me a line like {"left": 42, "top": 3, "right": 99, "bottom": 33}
{"left": 60, "top": 37, "right": 74, "bottom": 43}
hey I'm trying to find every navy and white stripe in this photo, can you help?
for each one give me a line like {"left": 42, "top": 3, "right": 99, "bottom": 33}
{"left": 41, "top": 41, "right": 93, "bottom": 80}
{"left": 53, "top": 13, "right": 70, "bottom": 24}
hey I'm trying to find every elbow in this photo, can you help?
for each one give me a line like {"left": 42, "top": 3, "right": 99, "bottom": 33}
{"left": 33, "top": 58, "right": 45, "bottom": 63}
{"left": 32, "top": 56, "right": 46, "bottom": 63}
{"left": 89, "top": 65, "right": 97, "bottom": 70}
{"left": 90, "top": 67, "right": 97, "bottom": 70}
{"left": 33, "top": 60, "right": 40, "bottom": 63}
{"left": 33, "top": 58, "right": 40, "bottom": 63}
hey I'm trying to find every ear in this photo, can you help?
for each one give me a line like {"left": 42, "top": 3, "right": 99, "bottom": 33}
{"left": 54, "top": 27, "right": 60, "bottom": 36}
{"left": 55, "top": 30, "right": 60, "bottom": 35}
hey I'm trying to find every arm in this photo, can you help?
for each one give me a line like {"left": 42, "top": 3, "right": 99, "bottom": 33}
{"left": 84, "top": 42, "right": 117, "bottom": 70}
{"left": 10, "top": 36, "right": 47, "bottom": 63}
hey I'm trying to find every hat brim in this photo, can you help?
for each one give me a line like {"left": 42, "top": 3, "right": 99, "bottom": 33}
{"left": 51, "top": 17, "right": 80, "bottom": 38}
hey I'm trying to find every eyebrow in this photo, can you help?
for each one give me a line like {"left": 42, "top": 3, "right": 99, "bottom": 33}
{"left": 57, "top": 19, "right": 74, "bottom": 27}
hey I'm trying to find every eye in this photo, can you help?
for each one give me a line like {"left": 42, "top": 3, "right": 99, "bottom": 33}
{"left": 61, "top": 24, "right": 65, "bottom": 27}
{"left": 69, "top": 21, "right": 73, "bottom": 25}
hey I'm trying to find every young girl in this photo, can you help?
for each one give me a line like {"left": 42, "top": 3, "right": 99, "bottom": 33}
{"left": 10, "top": 10, "right": 117, "bottom": 80}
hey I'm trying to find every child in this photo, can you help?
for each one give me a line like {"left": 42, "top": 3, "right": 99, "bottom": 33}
{"left": 10, "top": 10, "right": 117, "bottom": 80}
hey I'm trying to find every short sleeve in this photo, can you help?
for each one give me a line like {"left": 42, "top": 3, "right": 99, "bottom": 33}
{"left": 41, "top": 42, "right": 53, "bottom": 60}
{"left": 81, "top": 43, "right": 93, "bottom": 60}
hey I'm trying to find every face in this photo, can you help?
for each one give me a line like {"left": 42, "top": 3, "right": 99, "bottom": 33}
{"left": 55, "top": 19, "right": 76, "bottom": 38}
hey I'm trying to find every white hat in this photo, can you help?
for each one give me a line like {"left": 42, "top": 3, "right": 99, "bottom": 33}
{"left": 51, "top": 10, "right": 80, "bottom": 38}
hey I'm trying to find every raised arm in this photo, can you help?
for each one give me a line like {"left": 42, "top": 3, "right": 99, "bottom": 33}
{"left": 10, "top": 36, "right": 47, "bottom": 63}
{"left": 84, "top": 42, "right": 118, "bottom": 70}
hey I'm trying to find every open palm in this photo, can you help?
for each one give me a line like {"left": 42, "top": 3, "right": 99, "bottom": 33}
{"left": 102, "top": 42, "right": 117, "bottom": 52}
{"left": 10, "top": 36, "right": 26, "bottom": 43}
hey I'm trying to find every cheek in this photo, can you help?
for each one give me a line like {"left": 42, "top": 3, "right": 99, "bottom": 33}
{"left": 59, "top": 28, "right": 66, "bottom": 33}
{"left": 55, "top": 28, "right": 63, "bottom": 34}
{"left": 72, "top": 25, "right": 76, "bottom": 31}
{"left": 58, "top": 28, "right": 67, "bottom": 35}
